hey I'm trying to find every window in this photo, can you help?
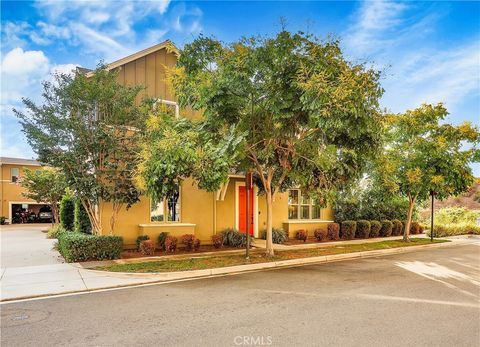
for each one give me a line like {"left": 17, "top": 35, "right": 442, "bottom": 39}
{"left": 287, "top": 189, "right": 322, "bottom": 220}
{"left": 150, "top": 188, "right": 181, "bottom": 222}
{"left": 11, "top": 168, "right": 19, "bottom": 183}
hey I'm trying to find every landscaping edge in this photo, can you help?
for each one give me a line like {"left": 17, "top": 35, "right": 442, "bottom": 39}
{"left": 2, "top": 239, "right": 463, "bottom": 303}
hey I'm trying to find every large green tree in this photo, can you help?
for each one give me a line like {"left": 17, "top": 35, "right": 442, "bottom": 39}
{"left": 138, "top": 31, "right": 384, "bottom": 256}
{"left": 382, "top": 103, "right": 479, "bottom": 241}
{"left": 21, "top": 167, "right": 66, "bottom": 224}
{"left": 15, "top": 66, "right": 145, "bottom": 235}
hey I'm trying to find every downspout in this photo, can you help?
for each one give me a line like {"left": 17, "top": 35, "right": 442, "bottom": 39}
{"left": 213, "top": 192, "right": 217, "bottom": 235}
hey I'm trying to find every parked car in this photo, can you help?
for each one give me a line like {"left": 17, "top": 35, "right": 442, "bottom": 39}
{"left": 38, "top": 206, "right": 53, "bottom": 223}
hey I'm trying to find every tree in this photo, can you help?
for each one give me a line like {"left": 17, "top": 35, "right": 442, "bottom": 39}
{"left": 382, "top": 103, "right": 479, "bottom": 241}
{"left": 74, "top": 198, "right": 92, "bottom": 234}
{"left": 21, "top": 167, "right": 66, "bottom": 224}
{"left": 138, "top": 31, "right": 384, "bottom": 256}
{"left": 59, "top": 190, "right": 75, "bottom": 231}
{"left": 15, "top": 66, "right": 144, "bottom": 235}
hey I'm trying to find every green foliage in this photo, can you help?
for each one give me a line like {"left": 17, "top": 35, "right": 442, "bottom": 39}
{"left": 261, "top": 228, "right": 288, "bottom": 244}
{"left": 341, "top": 221, "right": 357, "bottom": 240}
{"left": 369, "top": 220, "right": 382, "bottom": 238}
{"left": 0, "top": 216, "right": 5, "bottom": 225}
{"left": 433, "top": 207, "right": 479, "bottom": 225}
{"left": 380, "top": 220, "right": 393, "bottom": 237}
{"left": 429, "top": 223, "right": 480, "bottom": 237}
{"left": 21, "top": 167, "right": 66, "bottom": 223}
{"left": 15, "top": 65, "right": 145, "bottom": 234}
{"left": 136, "top": 235, "right": 150, "bottom": 251}
{"left": 74, "top": 199, "right": 91, "bottom": 234}
{"left": 158, "top": 232, "right": 169, "bottom": 250}
{"left": 356, "top": 220, "right": 371, "bottom": 238}
{"left": 390, "top": 219, "right": 402, "bottom": 236}
{"left": 59, "top": 192, "right": 75, "bottom": 231}
{"left": 381, "top": 103, "right": 479, "bottom": 239}
{"left": 221, "top": 228, "right": 249, "bottom": 247}
{"left": 58, "top": 232, "right": 123, "bottom": 262}
{"left": 47, "top": 224, "right": 67, "bottom": 239}
{"left": 143, "top": 31, "right": 384, "bottom": 255}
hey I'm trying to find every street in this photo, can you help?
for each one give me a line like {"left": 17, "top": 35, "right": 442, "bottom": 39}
{"left": 1, "top": 242, "right": 479, "bottom": 347}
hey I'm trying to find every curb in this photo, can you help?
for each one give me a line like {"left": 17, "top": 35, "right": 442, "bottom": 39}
{"left": 0, "top": 240, "right": 463, "bottom": 303}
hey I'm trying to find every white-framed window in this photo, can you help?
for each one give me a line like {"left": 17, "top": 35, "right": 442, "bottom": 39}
{"left": 11, "top": 168, "right": 19, "bottom": 183}
{"left": 150, "top": 188, "right": 181, "bottom": 222}
{"left": 288, "top": 189, "right": 322, "bottom": 220}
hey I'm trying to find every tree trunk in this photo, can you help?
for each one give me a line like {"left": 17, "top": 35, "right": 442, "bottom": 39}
{"left": 109, "top": 203, "right": 122, "bottom": 235}
{"left": 403, "top": 195, "right": 416, "bottom": 242}
{"left": 265, "top": 188, "right": 274, "bottom": 257}
{"left": 83, "top": 200, "right": 102, "bottom": 235}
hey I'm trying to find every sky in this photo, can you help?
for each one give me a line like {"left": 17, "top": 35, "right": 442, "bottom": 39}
{"left": 1, "top": 0, "right": 479, "bottom": 175}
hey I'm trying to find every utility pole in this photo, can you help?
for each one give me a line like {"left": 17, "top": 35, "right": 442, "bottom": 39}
{"left": 430, "top": 190, "right": 436, "bottom": 242}
{"left": 245, "top": 171, "right": 252, "bottom": 260}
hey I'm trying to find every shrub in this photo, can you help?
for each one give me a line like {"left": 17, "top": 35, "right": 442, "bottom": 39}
{"left": 434, "top": 207, "right": 479, "bottom": 225}
{"left": 380, "top": 220, "right": 393, "bottom": 237}
{"left": 194, "top": 238, "right": 201, "bottom": 251}
{"left": 261, "top": 228, "right": 288, "bottom": 244}
{"left": 369, "top": 220, "right": 381, "bottom": 238}
{"left": 74, "top": 200, "right": 91, "bottom": 234}
{"left": 221, "top": 228, "right": 248, "bottom": 247}
{"left": 296, "top": 229, "right": 308, "bottom": 242}
{"left": 391, "top": 219, "right": 402, "bottom": 236}
{"left": 212, "top": 234, "right": 223, "bottom": 249}
{"left": 0, "top": 216, "right": 5, "bottom": 225}
{"left": 314, "top": 229, "right": 327, "bottom": 242}
{"left": 356, "top": 220, "right": 371, "bottom": 238}
{"left": 327, "top": 223, "right": 340, "bottom": 240}
{"left": 181, "top": 234, "right": 199, "bottom": 251}
{"left": 139, "top": 240, "right": 155, "bottom": 256}
{"left": 157, "top": 232, "right": 169, "bottom": 250}
{"left": 419, "top": 224, "right": 425, "bottom": 234}
{"left": 59, "top": 193, "right": 75, "bottom": 231}
{"left": 401, "top": 221, "right": 406, "bottom": 235}
{"left": 58, "top": 232, "right": 123, "bottom": 262}
{"left": 410, "top": 221, "right": 420, "bottom": 235}
{"left": 47, "top": 224, "right": 67, "bottom": 239}
{"left": 428, "top": 222, "right": 480, "bottom": 237}
{"left": 341, "top": 221, "right": 356, "bottom": 240}
{"left": 136, "top": 235, "right": 150, "bottom": 251}
{"left": 164, "top": 236, "right": 177, "bottom": 253}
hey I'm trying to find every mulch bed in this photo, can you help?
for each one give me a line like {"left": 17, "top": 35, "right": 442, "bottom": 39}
{"left": 121, "top": 245, "right": 241, "bottom": 259}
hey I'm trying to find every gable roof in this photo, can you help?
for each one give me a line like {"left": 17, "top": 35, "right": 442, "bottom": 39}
{"left": 0, "top": 157, "right": 42, "bottom": 166}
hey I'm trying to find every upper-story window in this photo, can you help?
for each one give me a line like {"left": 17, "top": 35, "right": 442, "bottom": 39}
{"left": 150, "top": 187, "right": 181, "bottom": 222}
{"left": 288, "top": 189, "right": 322, "bottom": 220}
{"left": 11, "top": 168, "right": 20, "bottom": 183}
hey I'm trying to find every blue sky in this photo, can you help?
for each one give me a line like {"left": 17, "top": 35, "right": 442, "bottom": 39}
{"left": 1, "top": 0, "right": 479, "bottom": 174}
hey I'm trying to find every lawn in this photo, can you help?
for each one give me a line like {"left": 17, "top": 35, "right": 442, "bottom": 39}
{"left": 94, "top": 238, "right": 448, "bottom": 273}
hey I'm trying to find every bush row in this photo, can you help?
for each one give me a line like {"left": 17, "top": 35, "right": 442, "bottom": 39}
{"left": 135, "top": 233, "right": 202, "bottom": 255}
{"left": 339, "top": 220, "right": 423, "bottom": 240}
{"left": 58, "top": 232, "right": 123, "bottom": 262}
{"left": 428, "top": 222, "right": 480, "bottom": 237}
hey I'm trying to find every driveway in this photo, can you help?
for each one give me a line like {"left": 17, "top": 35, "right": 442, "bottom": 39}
{"left": 1, "top": 240, "right": 479, "bottom": 347}
{"left": 0, "top": 224, "right": 63, "bottom": 268}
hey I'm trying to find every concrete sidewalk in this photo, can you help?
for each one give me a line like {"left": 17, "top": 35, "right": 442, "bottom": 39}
{"left": 2, "top": 236, "right": 473, "bottom": 302}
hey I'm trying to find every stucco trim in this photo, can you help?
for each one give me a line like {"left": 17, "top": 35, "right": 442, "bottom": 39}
{"left": 283, "top": 220, "right": 334, "bottom": 224}
{"left": 139, "top": 223, "right": 196, "bottom": 227}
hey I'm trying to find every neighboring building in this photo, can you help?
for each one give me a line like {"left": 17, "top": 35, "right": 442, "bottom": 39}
{"left": 0, "top": 157, "right": 49, "bottom": 223}
{"left": 86, "top": 41, "right": 334, "bottom": 248}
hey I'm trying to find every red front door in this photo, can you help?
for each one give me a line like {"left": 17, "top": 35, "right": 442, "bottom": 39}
{"left": 238, "top": 186, "right": 254, "bottom": 235}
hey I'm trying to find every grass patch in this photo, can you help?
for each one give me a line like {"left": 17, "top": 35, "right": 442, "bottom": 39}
{"left": 95, "top": 238, "right": 448, "bottom": 273}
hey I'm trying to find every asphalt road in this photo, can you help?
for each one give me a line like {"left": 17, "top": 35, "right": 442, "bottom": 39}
{"left": 1, "top": 242, "right": 479, "bottom": 347}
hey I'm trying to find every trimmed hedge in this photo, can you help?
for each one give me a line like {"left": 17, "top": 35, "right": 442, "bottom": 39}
{"left": 369, "top": 220, "right": 381, "bottom": 238}
{"left": 136, "top": 235, "right": 150, "bottom": 251}
{"left": 410, "top": 221, "right": 420, "bottom": 235}
{"left": 314, "top": 229, "right": 327, "bottom": 241}
{"left": 261, "top": 228, "right": 288, "bottom": 244}
{"left": 391, "top": 219, "right": 402, "bottom": 236}
{"left": 380, "top": 220, "right": 393, "bottom": 237}
{"left": 327, "top": 223, "right": 340, "bottom": 240}
{"left": 341, "top": 221, "right": 356, "bottom": 240}
{"left": 60, "top": 194, "right": 75, "bottom": 231}
{"left": 296, "top": 229, "right": 308, "bottom": 242}
{"left": 356, "top": 220, "right": 371, "bottom": 238}
{"left": 158, "top": 232, "right": 169, "bottom": 250}
{"left": 58, "top": 232, "right": 123, "bottom": 262}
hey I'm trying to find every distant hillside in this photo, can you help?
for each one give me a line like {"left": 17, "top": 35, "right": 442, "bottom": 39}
{"left": 420, "top": 180, "right": 480, "bottom": 219}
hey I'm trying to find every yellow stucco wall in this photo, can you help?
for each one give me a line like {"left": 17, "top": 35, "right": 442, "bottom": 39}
{"left": 0, "top": 163, "right": 45, "bottom": 220}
